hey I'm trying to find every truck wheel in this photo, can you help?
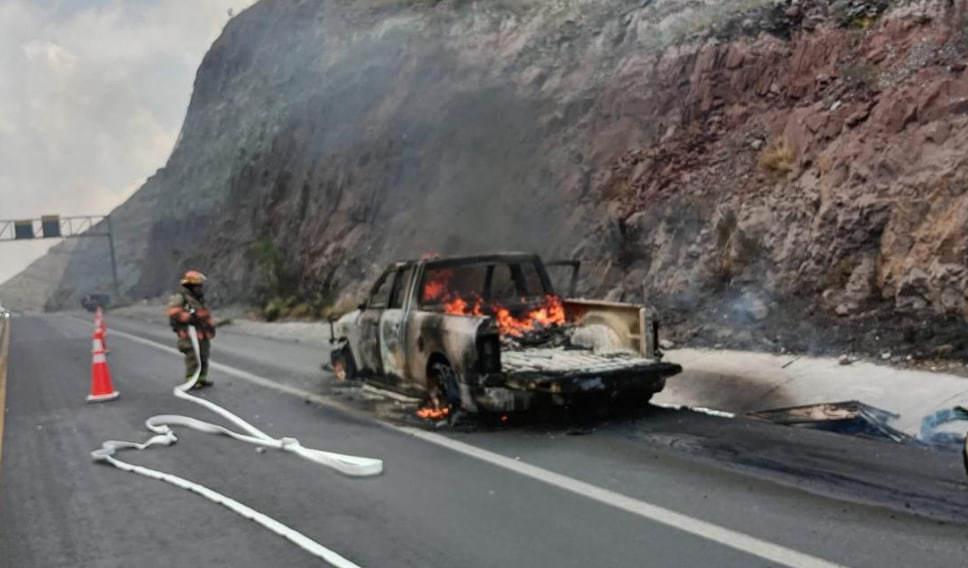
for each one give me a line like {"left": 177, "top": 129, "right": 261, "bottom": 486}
{"left": 427, "top": 362, "right": 461, "bottom": 419}
{"left": 331, "top": 347, "right": 357, "bottom": 381}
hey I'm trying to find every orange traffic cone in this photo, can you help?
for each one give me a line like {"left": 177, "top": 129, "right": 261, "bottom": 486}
{"left": 96, "top": 315, "right": 108, "bottom": 351}
{"left": 92, "top": 327, "right": 108, "bottom": 353}
{"left": 87, "top": 333, "right": 119, "bottom": 402}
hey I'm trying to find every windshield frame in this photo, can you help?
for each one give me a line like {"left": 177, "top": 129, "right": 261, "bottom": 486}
{"left": 416, "top": 254, "right": 554, "bottom": 309}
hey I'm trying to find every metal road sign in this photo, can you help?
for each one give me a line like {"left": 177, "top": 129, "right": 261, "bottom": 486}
{"left": 0, "top": 214, "right": 120, "bottom": 297}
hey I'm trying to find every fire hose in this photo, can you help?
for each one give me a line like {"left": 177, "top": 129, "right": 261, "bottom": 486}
{"left": 91, "top": 326, "right": 382, "bottom": 567}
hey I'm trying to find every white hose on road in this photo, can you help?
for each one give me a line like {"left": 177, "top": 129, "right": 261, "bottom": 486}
{"left": 92, "top": 326, "right": 382, "bottom": 567}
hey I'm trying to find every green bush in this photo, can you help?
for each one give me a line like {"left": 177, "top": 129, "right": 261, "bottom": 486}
{"left": 263, "top": 296, "right": 296, "bottom": 322}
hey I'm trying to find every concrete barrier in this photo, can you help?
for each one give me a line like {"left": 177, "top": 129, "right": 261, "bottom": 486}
{"left": 656, "top": 349, "right": 968, "bottom": 437}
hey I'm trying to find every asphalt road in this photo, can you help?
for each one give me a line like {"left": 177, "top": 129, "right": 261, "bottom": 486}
{"left": 1, "top": 314, "right": 967, "bottom": 568}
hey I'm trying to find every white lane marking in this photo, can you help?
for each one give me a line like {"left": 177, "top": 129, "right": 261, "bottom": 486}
{"left": 400, "top": 428, "right": 842, "bottom": 568}
{"left": 652, "top": 402, "right": 737, "bottom": 418}
{"left": 106, "top": 324, "right": 845, "bottom": 568}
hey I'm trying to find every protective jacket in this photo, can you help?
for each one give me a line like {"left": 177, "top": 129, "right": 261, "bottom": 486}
{"left": 166, "top": 286, "right": 216, "bottom": 340}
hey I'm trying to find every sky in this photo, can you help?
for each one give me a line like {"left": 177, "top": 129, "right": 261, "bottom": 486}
{"left": 0, "top": 0, "right": 257, "bottom": 284}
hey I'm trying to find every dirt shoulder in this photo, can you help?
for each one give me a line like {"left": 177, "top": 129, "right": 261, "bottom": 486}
{"left": 107, "top": 301, "right": 332, "bottom": 348}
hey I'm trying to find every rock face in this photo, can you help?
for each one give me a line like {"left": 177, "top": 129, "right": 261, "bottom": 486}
{"left": 575, "top": 0, "right": 968, "bottom": 356}
{"left": 5, "top": 0, "right": 968, "bottom": 357}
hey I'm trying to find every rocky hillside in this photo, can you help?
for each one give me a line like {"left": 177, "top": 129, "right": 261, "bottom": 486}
{"left": 6, "top": 0, "right": 968, "bottom": 359}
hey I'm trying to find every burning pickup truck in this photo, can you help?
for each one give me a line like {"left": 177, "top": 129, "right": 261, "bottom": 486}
{"left": 330, "top": 253, "right": 681, "bottom": 419}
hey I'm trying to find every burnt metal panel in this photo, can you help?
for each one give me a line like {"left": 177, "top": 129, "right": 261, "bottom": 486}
{"left": 747, "top": 401, "right": 911, "bottom": 443}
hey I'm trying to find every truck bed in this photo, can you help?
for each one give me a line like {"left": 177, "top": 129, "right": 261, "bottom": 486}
{"left": 503, "top": 347, "right": 663, "bottom": 375}
{"left": 500, "top": 347, "right": 682, "bottom": 396}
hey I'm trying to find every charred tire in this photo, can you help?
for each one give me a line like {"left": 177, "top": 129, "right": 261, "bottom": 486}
{"left": 428, "top": 361, "right": 462, "bottom": 415}
{"left": 330, "top": 346, "right": 357, "bottom": 381}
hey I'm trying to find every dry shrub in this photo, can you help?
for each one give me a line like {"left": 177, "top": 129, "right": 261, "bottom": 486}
{"left": 758, "top": 139, "right": 795, "bottom": 176}
{"left": 288, "top": 302, "right": 314, "bottom": 320}
{"left": 319, "top": 295, "right": 360, "bottom": 321}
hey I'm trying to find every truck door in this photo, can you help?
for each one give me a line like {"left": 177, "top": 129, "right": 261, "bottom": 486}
{"left": 379, "top": 265, "right": 413, "bottom": 385}
{"left": 357, "top": 269, "right": 394, "bottom": 375}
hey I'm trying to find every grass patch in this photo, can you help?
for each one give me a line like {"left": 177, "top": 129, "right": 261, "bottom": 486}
{"left": 263, "top": 296, "right": 296, "bottom": 322}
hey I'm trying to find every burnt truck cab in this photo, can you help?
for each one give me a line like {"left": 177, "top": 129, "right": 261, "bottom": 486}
{"left": 330, "top": 253, "right": 682, "bottom": 414}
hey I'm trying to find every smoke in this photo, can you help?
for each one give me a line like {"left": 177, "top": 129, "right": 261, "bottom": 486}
{"left": 3, "top": 0, "right": 800, "bottom": 309}
{"left": 194, "top": 1, "right": 600, "bottom": 302}
{"left": 0, "top": 0, "right": 256, "bottom": 286}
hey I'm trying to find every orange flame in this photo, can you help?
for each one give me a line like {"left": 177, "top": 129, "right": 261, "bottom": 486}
{"left": 445, "top": 294, "right": 565, "bottom": 337}
{"left": 444, "top": 295, "right": 484, "bottom": 317}
{"left": 416, "top": 406, "right": 451, "bottom": 420}
{"left": 444, "top": 296, "right": 467, "bottom": 314}
{"left": 422, "top": 269, "right": 453, "bottom": 303}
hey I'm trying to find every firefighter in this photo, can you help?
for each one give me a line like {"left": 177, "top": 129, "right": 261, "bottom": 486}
{"left": 166, "top": 270, "right": 217, "bottom": 388}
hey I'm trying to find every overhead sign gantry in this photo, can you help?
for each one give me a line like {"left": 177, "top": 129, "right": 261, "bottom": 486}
{"left": 0, "top": 214, "right": 120, "bottom": 297}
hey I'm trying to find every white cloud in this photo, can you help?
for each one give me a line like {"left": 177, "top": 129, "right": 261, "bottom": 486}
{"left": 0, "top": 0, "right": 256, "bottom": 285}
{"left": 22, "top": 39, "right": 78, "bottom": 70}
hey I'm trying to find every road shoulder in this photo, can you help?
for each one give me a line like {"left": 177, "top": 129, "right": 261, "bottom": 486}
{"left": 0, "top": 319, "right": 9, "bottom": 475}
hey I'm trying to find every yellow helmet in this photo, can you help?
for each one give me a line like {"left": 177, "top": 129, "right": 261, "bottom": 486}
{"left": 180, "top": 270, "right": 208, "bottom": 286}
